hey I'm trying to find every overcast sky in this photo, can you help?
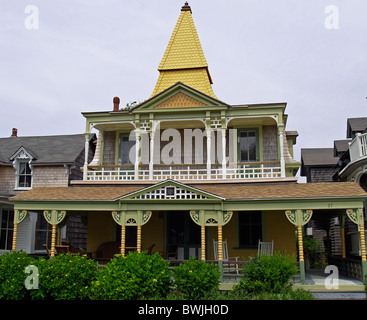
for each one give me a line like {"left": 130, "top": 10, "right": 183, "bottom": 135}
{"left": 1, "top": 0, "right": 366, "bottom": 164}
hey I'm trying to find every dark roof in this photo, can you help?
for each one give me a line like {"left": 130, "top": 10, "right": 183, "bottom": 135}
{"left": 301, "top": 148, "right": 339, "bottom": 167}
{"left": 0, "top": 134, "right": 90, "bottom": 165}
{"left": 333, "top": 139, "right": 351, "bottom": 156}
{"left": 347, "top": 117, "right": 367, "bottom": 138}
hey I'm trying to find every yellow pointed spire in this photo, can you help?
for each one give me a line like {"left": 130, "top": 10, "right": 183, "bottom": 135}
{"left": 151, "top": 2, "right": 217, "bottom": 98}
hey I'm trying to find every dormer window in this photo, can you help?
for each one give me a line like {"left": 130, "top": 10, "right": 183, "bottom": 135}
{"left": 17, "top": 161, "right": 32, "bottom": 189}
{"left": 10, "top": 146, "right": 35, "bottom": 190}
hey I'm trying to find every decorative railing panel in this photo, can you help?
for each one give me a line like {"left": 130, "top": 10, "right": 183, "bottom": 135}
{"left": 86, "top": 163, "right": 282, "bottom": 182}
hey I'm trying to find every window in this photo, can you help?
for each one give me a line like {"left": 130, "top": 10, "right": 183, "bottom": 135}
{"left": 34, "top": 212, "right": 51, "bottom": 251}
{"left": 0, "top": 209, "right": 14, "bottom": 250}
{"left": 238, "top": 129, "right": 258, "bottom": 162}
{"left": 10, "top": 147, "right": 34, "bottom": 190}
{"left": 17, "top": 161, "right": 32, "bottom": 188}
{"left": 119, "top": 133, "right": 136, "bottom": 164}
{"left": 238, "top": 211, "right": 262, "bottom": 248}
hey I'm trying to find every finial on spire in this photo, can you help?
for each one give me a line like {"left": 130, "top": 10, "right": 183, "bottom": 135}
{"left": 181, "top": 2, "right": 192, "bottom": 13}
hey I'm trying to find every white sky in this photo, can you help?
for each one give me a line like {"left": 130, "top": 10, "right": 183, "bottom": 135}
{"left": 1, "top": 0, "right": 366, "bottom": 165}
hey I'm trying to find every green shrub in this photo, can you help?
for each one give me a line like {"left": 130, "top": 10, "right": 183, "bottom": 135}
{"left": 0, "top": 251, "right": 35, "bottom": 300}
{"left": 303, "top": 236, "right": 327, "bottom": 269}
{"left": 173, "top": 257, "right": 220, "bottom": 300}
{"left": 90, "top": 252, "right": 171, "bottom": 300}
{"left": 232, "top": 253, "right": 298, "bottom": 296}
{"left": 30, "top": 253, "right": 98, "bottom": 300}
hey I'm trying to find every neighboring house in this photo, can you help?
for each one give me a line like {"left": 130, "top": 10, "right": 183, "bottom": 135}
{"left": 0, "top": 129, "right": 95, "bottom": 254}
{"left": 301, "top": 117, "right": 367, "bottom": 279}
{"left": 10, "top": 3, "right": 367, "bottom": 283}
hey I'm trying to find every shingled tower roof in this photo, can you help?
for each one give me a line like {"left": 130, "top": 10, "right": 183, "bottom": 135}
{"left": 151, "top": 2, "right": 217, "bottom": 98}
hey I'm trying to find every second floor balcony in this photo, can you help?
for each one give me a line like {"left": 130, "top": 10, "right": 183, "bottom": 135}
{"left": 84, "top": 162, "right": 283, "bottom": 182}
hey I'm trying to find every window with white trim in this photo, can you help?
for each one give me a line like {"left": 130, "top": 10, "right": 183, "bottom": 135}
{"left": 16, "top": 160, "right": 32, "bottom": 189}
{"left": 10, "top": 147, "right": 34, "bottom": 190}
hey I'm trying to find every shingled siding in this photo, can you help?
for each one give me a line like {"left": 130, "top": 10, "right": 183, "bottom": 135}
{"left": 263, "top": 125, "right": 278, "bottom": 162}
{"left": 310, "top": 167, "right": 339, "bottom": 183}
{"left": 103, "top": 131, "right": 116, "bottom": 165}
{"left": 0, "top": 166, "right": 16, "bottom": 195}
{"left": 32, "top": 166, "right": 69, "bottom": 187}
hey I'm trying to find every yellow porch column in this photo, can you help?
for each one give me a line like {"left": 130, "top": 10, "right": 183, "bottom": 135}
{"left": 137, "top": 225, "right": 142, "bottom": 253}
{"left": 112, "top": 210, "right": 152, "bottom": 256}
{"left": 12, "top": 223, "right": 18, "bottom": 251}
{"left": 43, "top": 210, "right": 67, "bottom": 258}
{"left": 285, "top": 209, "right": 313, "bottom": 284}
{"left": 50, "top": 225, "right": 57, "bottom": 257}
{"left": 201, "top": 225, "right": 205, "bottom": 261}
{"left": 121, "top": 225, "right": 126, "bottom": 257}
{"left": 360, "top": 223, "right": 366, "bottom": 262}
{"left": 297, "top": 226, "right": 304, "bottom": 264}
{"left": 12, "top": 210, "right": 28, "bottom": 251}
{"left": 217, "top": 225, "right": 223, "bottom": 261}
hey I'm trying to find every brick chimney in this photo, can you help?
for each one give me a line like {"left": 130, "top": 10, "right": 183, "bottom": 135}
{"left": 11, "top": 128, "right": 18, "bottom": 137}
{"left": 113, "top": 97, "right": 120, "bottom": 111}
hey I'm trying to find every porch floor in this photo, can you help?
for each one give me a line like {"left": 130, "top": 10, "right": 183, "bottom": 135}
{"left": 292, "top": 269, "right": 364, "bottom": 286}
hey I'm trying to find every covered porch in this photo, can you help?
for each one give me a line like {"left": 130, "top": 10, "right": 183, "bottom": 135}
{"left": 10, "top": 180, "right": 367, "bottom": 284}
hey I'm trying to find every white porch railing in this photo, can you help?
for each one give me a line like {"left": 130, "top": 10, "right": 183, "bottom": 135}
{"left": 86, "top": 163, "right": 282, "bottom": 182}
{"left": 349, "top": 132, "right": 367, "bottom": 163}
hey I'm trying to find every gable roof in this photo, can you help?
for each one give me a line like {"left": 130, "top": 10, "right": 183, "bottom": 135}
{"left": 131, "top": 82, "right": 228, "bottom": 112}
{"left": 150, "top": 3, "right": 216, "bottom": 99}
{"left": 0, "top": 134, "right": 92, "bottom": 165}
{"left": 118, "top": 180, "right": 225, "bottom": 200}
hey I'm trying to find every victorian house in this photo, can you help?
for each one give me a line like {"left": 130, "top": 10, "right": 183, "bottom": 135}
{"left": 11, "top": 3, "right": 367, "bottom": 283}
{"left": 0, "top": 129, "right": 95, "bottom": 254}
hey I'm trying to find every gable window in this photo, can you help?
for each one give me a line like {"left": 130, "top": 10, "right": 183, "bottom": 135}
{"left": 238, "top": 129, "right": 258, "bottom": 162}
{"left": 17, "top": 161, "right": 32, "bottom": 189}
{"left": 237, "top": 211, "right": 262, "bottom": 248}
{"left": 10, "top": 147, "right": 34, "bottom": 190}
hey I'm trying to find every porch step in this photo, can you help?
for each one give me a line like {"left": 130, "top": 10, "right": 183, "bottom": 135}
{"left": 310, "top": 290, "right": 366, "bottom": 300}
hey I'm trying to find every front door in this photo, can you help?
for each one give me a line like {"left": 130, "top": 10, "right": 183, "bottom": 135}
{"left": 166, "top": 211, "right": 200, "bottom": 260}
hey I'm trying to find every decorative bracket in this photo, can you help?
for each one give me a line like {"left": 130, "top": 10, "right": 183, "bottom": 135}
{"left": 112, "top": 210, "right": 152, "bottom": 226}
{"left": 43, "top": 210, "right": 67, "bottom": 225}
{"left": 346, "top": 209, "right": 364, "bottom": 225}
{"left": 189, "top": 210, "right": 233, "bottom": 226}
{"left": 14, "top": 210, "right": 28, "bottom": 225}
{"left": 285, "top": 209, "right": 313, "bottom": 226}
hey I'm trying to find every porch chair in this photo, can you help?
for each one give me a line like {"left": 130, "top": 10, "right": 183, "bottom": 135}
{"left": 213, "top": 239, "right": 240, "bottom": 274}
{"left": 43, "top": 244, "right": 51, "bottom": 258}
{"left": 258, "top": 239, "right": 274, "bottom": 256}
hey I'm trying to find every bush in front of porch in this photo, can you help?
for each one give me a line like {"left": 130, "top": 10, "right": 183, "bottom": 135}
{"left": 232, "top": 253, "right": 298, "bottom": 298}
{"left": 30, "top": 253, "right": 98, "bottom": 300}
{"left": 172, "top": 257, "right": 220, "bottom": 300}
{"left": 0, "top": 251, "right": 35, "bottom": 300}
{"left": 90, "top": 252, "right": 172, "bottom": 300}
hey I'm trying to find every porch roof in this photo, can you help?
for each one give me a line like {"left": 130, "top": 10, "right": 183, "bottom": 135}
{"left": 10, "top": 181, "right": 366, "bottom": 202}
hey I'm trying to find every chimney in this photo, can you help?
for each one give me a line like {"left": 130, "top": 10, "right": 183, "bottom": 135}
{"left": 113, "top": 96, "right": 120, "bottom": 111}
{"left": 11, "top": 128, "right": 18, "bottom": 137}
